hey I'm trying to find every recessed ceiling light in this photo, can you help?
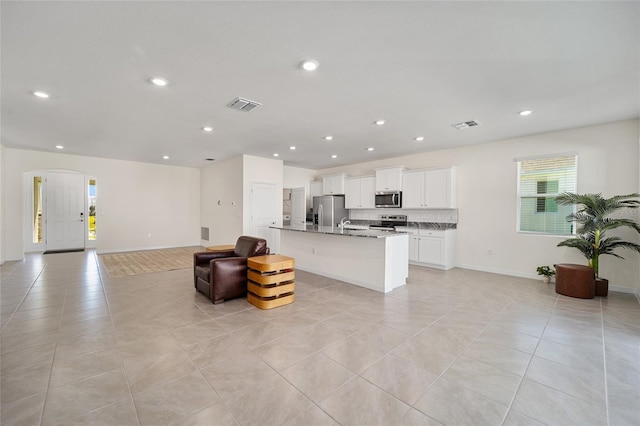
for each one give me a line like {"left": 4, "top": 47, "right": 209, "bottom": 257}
{"left": 375, "top": 120, "right": 385, "bottom": 126}
{"left": 415, "top": 136, "right": 425, "bottom": 141}
{"left": 202, "top": 126, "right": 214, "bottom": 132}
{"left": 162, "top": 155, "right": 170, "bottom": 160}
{"left": 33, "top": 91, "right": 50, "bottom": 98}
{"left": 149, "top": 77, "right": 169, "bottom": 87}
{"left": 301, "top": 59, "right": 319, "bottom": 71}
{"left": 366, "top": 147, "right": 375, "bottom": 151}
{"left": 331, "top": 154, "right": 337, "bottom": 159}
{"left": 273, "top": 153, "right": 279, "bottom": 157}
{"left": 324, "top": 136, "right": 333, "bottom": 141}
{"left": 55, "top": 145, "right": 64, "bottom": 149}
{"left": 519, "top": 110, "right": 533, "bottom": 116}
{"left": 289, "top": 146, "right": 296, "bottom": 150}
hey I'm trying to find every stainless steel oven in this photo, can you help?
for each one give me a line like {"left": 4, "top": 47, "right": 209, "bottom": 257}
{"left": 375, "top": 191, "right": 402, "bottom": 208}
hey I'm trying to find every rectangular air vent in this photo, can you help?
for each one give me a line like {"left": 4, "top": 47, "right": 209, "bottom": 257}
{"left": 452, "top": 120, "right": 481, "bottom": 129}
{"left": 227, "top": 97, "right": 262, "bottom": 112}
{"left": 201, "top": 227, "right": 209, "bottom": 241}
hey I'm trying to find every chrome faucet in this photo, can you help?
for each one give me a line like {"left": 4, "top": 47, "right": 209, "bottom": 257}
{"left": 339, "top": 217, "right": 351, "bottom": 228}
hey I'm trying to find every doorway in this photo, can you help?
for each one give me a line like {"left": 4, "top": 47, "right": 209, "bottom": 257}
{"left": 249, "top": 182, "right": 278, "bottom": 250}
{"left": 24, "top": 170, "right": 97, "bottom": 253}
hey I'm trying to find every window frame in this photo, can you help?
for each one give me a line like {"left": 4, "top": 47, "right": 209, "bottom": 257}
{"left": 516, "top": 153, "right": 577, "bottom": 236}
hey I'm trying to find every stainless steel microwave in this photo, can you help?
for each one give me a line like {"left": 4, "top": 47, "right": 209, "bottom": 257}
{"left": 375, "top": 191, "right": 402, "bottom": 208}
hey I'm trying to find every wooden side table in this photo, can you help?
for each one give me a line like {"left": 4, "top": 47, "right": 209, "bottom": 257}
{"left": 206, "top": 244, "right": 235, "bottom": 252}
{"left": 247, "top": 254, "right": 295, "bottom": 309}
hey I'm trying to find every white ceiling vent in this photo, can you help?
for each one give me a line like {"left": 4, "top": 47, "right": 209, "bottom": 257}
{"left": 227, "top": 97, "right": 262, "bottom": 112}
{"left": 451, "top": 120, "right": 481, "bottom": 129}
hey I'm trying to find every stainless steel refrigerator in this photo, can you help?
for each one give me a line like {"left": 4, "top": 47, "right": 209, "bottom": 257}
{"left": 313, "top": 195, "right": 348, "bottom": 227}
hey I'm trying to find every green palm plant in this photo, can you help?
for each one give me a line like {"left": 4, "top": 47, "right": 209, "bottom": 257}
{"left": 556, "top": 192, "right": 640, "bottom": 278}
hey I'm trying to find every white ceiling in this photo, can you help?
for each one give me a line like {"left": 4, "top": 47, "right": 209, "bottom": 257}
{"left": 2, "top": 1, "right": 638, "bottom": 170}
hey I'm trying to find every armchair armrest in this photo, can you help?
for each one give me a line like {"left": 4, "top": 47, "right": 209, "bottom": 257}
{"left": 210, "top": 257, "right": 249, "bottom": 281}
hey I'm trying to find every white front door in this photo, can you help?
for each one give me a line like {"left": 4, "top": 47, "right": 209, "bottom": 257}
{"left": 249, "top": 182, "right": 278, "bottom": 250}
{"left": 46, "top": 171, "right": 85, "bottom": 251}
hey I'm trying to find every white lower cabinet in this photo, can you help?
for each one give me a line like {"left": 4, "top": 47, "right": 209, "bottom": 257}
{"left": 402, "top": 228, "right": 456, "bottom": 270}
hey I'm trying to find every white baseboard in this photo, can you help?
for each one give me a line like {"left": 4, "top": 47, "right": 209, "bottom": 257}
{"left": 455, "top": 263, "right": 639, "bottom": 295}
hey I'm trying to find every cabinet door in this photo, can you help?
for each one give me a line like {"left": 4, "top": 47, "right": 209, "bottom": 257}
{"left": 345, "top": 179, "right": 361, "bottom": 209}
{"left": 310, "top": 181, "right": 323, "bottom": 199}
{"left": 323, "top": 175, "right": 345, "bottom": 195}
{"left": 360, "top": 177, "right": 376, "bottom": 208}
{"left": 402, "top": 171, "right": 425, "bottom": 208}
{"left": 409, "top": 235, "right": 419, "bottom": 261}
{"left": 376, "top": 168, "right": 403, "bottom": 191}
{"left": 425, "top": 169, "right": 451, "bottom": 208}
{"left": 418, "top": 236, "right": 444, "bottom": 265}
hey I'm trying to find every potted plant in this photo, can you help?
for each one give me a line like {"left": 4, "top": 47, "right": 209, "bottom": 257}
{"left": 536, "top": 266, "right": 555, "bottom": 284}
{"left": 556, "top": 192, "right": 640, "bottom": 296}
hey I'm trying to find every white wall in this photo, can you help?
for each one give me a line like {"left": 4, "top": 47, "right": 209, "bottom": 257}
{"left": 3, "top": 148, "right": 201, "bottom": 259}
{"left": 284, "top": 165, "right": 317, "bottom": 210}
{"left": 318, "top": 119, "right": 640, "bottom": 293}
{"left": 199, "top": 156, "right": 244, "bottom": 246}
{"left": 0, "top": 144, "right": 5, "bottom": 265}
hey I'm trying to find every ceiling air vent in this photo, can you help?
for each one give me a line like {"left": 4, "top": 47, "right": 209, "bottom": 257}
{"left": 451, "top": 120, "right": 481, "bottom": 129}
{"left": 227, "top": 97, "right": 262, "bottom": 112}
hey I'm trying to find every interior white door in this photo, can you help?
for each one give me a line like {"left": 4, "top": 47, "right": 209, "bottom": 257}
{"left": 46, "top": 171, "right": 85, "bottom": 251}
{"left": 250, "top": 182, "right": 278, "bottom": 250}
{"left": 290, "top": 187, "right": 306, "bottom": 226}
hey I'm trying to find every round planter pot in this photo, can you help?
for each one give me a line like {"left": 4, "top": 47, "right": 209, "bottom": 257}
{"left": 542, "top": 276, "right": 550, "bottom": 284}
{"left": 595, "top": 278, "right": 609, "bottom": 297}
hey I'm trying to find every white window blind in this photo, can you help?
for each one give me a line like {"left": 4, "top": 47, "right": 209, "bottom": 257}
{"left": 517, "top": 155, "right": 577, "bottom": 235}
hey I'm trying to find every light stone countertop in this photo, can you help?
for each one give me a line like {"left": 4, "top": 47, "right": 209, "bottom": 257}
{"left": 271, "top": 225, "right": 407, "bottom": 239}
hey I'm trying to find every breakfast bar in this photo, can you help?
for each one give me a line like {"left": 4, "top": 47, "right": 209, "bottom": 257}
{"left": 273, "top": 225, "right": 409, "bottom": 293}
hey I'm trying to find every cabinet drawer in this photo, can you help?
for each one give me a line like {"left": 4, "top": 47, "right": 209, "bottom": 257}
{"left": 419, "top": 229, "right": 445, "bottom": 237}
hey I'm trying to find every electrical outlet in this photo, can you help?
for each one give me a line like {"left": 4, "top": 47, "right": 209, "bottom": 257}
{"left": 312, "top": 248, "right": 316, "bottom": 254}
{"left": 487, "top": 248, "right": 493, "bottom": 255}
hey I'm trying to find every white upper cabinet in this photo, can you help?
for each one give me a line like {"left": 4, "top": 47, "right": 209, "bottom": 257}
{"left": 402, "top": 167, "right": 457, "bottom": 208}
{"left": 345, "top": 176, "right": 375, "bottom": 209}
{"left": 375, "top": 167, "right": 405, "bottom": 192}
{"left": 322, "top": 174, "right": 347, "bottom": 195}
{"left": 310, "top": 181, "right": 323, "bottom": 199}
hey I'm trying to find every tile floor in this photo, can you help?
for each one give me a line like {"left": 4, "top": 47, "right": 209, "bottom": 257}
{"left": 1, "top": 250, "right": 639, "bottom": 426}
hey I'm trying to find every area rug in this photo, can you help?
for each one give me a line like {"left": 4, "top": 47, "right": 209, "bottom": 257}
{"left": 99, "top": 246, "right": 203, "bottom": 278}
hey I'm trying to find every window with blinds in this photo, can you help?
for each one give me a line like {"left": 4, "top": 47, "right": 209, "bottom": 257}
{"left": 517, "top": 155, "right": 577, "bottom": 235}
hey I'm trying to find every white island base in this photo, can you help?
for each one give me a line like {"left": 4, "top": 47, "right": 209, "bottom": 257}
{"left": 278, "top": 229, "right": 408, "bottom": 293}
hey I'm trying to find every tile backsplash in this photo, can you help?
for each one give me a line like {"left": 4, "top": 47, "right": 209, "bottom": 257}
{"left": 349, "top": 209, "right": 458, "bottom": 223}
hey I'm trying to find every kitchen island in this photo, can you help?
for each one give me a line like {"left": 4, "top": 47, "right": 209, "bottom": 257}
{"left": 272, "top": 224, "right": 408, "bottom": 293}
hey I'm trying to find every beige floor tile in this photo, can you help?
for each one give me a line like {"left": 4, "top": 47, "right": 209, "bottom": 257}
{"left": 222, "top": 373, "right": 313, "bottom": 425}
{"left": 392, "top": 325, "right": 472, "bottom": 375}
{"left": 476, "top": 325, "right": 540, "bottom": 354}
{"left": 185, "top": 333, "right": 250, "bottom": 369}
{"left": 414, "top": 377, "right": 508, "bottom": 426}
{"left": 320, "top": 376, "right": 411, "bottom": 426}
{"left": 42, "top": 369, "right": 131, "bottom": 426}
{"left": 228, "top": 319, "right": 293, "bottom": 349}
{"left": 0, "top": 391, "right": 46, "bottom": 426}
{"left": 440, "top": 355, "right": 522, "bottom": 406}
{"left": 361, "top": 353, "right": 438, "bottom": 405}
{"left": 177, "top": 402, "right": 239, "bottom": 426}
{"left": 171, "top": 318, "right": 227, "bottom": 347}
{"left": 501, "top": 410, "right": 545, "bottom": 426}
{"left": 323, "top": 335, "right": 386, "bottom": 374}
{"left": 525, "top": 356, "right": 606, "bottom": 405}
{"left": 282, "top": 404, "right": 339, "bottom": 426}
{"left": 397, "top": 408, "right": 443, "bottom": 425}
{"left": 280, "top": 353, "right": 355, "bottom": 403}
{"left": 56, "top": 316, "right": 114, "bottom": 339}
{"left": 133, "top": 371, "right": 220, "bottom": 425}
{"left": 463, "top": 340, "right": 533, "bottom": 376}
{"left": 49, "top": 347, "right": 123, "bottom": 388}
{"left": 124, "top": 349, "right": 196, "bottom": 395}
{"left": 351, "top": 322, "right": 409, "bottom": 352}
{"left": 0, "top": 341, "right": 56, "bottom": 375}
{"left": 535, "top": 338, "right": 604, "bottom": 374}
{"left": 511, "top": 379, "right": 607, "bottom": 425}
{"left": 64, "top": 397, "right": 139, "bottom": 426}
{"left": 1, "top": 364, "right": 52, "bottom": 404}
{"left": 0, "top": 327, "right": 59, "bottom": 354}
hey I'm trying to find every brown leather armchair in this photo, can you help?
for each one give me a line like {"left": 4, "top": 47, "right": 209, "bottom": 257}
{"left": 194, "top": 236, "right": 269, "bottom": 304}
